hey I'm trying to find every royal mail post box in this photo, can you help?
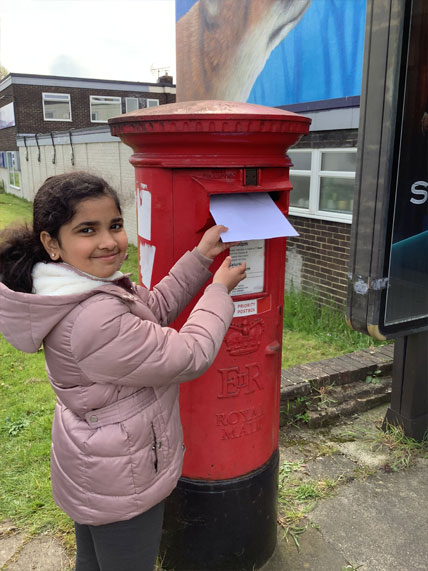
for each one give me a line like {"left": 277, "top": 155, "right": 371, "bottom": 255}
{"left": 109, "top": 101, "right": 310, "bottom": 571}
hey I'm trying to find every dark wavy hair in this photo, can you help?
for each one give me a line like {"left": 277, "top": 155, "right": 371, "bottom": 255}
{"left": 0, "top": 172, "right": 121, "bottom": 293}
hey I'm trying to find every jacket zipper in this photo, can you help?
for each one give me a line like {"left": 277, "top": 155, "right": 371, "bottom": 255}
{"left": 151, "top": 422, "right": 158, "bottom": 472}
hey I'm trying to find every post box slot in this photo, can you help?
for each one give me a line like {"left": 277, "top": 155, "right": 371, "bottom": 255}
{"left": 267, "top": 190, "right": 288, "bottom": 214}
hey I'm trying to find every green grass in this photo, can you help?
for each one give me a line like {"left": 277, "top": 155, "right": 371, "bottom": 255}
{"left": 277, "top": 459, "right": 341, "bottom": 549}
{"left": 282, "top": 288, "right": 386, "bottom": 369}
{"left": 340, "top": 420, "right": 428, "bottom": 473}
{"left": 0, "top": 193, "right": 32, "bottom": 228}
{"left": 0, "top": 337, "right": 74, "bottom": 545}
{"left": 121, "top": 242, "right": 139, "bottom": 279}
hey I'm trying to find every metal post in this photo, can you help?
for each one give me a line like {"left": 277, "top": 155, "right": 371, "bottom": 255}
{"left": 384, "top": 330, "right": 428, "bottom": 441}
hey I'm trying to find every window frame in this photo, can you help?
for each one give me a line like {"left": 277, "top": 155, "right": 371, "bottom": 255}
{"left": 288, "top": 147, "right": 357, "bottom": 224}
{"left": 146, "top": 98, "right": 160, "bottom": 107}
{"left": 90, "top": 95, "right": 122, "bottom": 123}
{"left": 7, "top": 151, "right": 21, "bottom": 189}
{"left": 42, "top": 92, "right": 72, "bottom": 122}
{"left": 125, "top": 97, "right": 139, "bottom": 113}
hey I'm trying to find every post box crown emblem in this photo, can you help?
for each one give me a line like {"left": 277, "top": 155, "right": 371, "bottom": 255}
{"left": 224, "top": 318, "right": 264, "bottom": 356}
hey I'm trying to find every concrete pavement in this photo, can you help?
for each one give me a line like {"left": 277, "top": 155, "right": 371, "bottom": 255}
{"left": 262, "top": 404, "right": 428, "bottom": 571}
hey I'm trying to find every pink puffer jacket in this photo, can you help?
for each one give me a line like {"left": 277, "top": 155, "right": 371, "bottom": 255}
{"left": 0, "top": 249, "right": 234, "bottom": 525}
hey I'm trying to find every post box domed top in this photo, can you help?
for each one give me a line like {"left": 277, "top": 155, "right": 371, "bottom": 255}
{"left": 109, "top": 99, "right": 310, "bottom": 133}
{"left": 109, "top": 100, "right": 311, "bottom": 167}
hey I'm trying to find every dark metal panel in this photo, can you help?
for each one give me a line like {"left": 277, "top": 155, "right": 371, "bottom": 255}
{"left": 348, "top": 0, "right": 407, "bottom": 337}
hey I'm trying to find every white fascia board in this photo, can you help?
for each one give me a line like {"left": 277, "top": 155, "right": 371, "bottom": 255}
{"left": 17, "top": 126, "right": 119, "bottom": 146}
{"left": 9, "top": 75, "right": 175, "bottom": 94}
{"left": 146, "top": 85, "right": 176, "bottom": 94}
{"left": 305, "top": 107, "right": 360, "bottom": 132}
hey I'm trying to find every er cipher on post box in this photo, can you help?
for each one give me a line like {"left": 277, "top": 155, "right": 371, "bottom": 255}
{"left": 109, "top": 101, "right": 311, "bottom": 571}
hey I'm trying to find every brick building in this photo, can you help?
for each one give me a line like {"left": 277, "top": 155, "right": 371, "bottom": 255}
{"left": 282, "top": 96, "right": 360, "bottom": 308}
{"left": 0, "top": 72, "right": 176, "bottom": 189}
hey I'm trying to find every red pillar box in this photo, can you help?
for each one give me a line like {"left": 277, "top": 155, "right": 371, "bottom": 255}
{"left": 109, "top": 101, "right": 310, "bottom": 571}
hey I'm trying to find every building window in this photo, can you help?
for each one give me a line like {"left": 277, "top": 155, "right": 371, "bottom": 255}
{"left": 288, "top": 148, "right": 357, "bottom": 223}
{"left": 42, "top": 93, "right": 72, "bottom": 121}
{"left": 146, "top": 98, "right": 159, "bottom": 107}
{"left": 7, "top": 151, "right": 20, "bottom": 189}
{"left": 90, "top": 96, "right": 122, "bottom": 123}
{"left": 0, "top": 151, "right": 7, "bottom": 168}
{"left": 125, "top": 97, "right": 139, "bottom": 113}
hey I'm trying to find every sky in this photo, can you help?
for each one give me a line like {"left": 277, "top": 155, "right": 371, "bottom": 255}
{"left": 0, "top": 0, "right": 176, "bottom": 83}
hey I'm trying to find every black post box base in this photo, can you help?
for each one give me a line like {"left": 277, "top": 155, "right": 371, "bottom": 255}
{"left": 160, "top": 450, "right": 279, "bottom": 571}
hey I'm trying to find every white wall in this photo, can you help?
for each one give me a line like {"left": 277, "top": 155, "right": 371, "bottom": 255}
{"left": 17, "top": 134, "right": 138, "bottom": 245}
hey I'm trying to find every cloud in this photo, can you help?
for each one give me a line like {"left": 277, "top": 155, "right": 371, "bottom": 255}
{"left": 49, "top": 55, "right": 88, "bottom": 78}
{"left": 1, "top": 0, "right": 176, "bottom": 82}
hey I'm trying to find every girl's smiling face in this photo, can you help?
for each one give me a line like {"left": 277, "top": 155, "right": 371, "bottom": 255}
{"left": 41, "top": 195, "right": 128, "bottom": 278}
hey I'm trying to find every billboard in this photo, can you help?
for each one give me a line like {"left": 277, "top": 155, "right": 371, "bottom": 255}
{"left": 383, "top": 0, "right": 428, "bottom": 329}
{"left": 176, "top": 0, "right": 366, "bottom": 105}
{"left": 347, "top": 0, "right": 428, "bottom": 339}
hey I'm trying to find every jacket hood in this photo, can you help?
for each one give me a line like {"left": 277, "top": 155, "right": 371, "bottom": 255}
{"left": 1, "top": 283, "right": 83, "bottom": 352}
{"left": 0, "top": 263, "right": 132, "bottom": 353}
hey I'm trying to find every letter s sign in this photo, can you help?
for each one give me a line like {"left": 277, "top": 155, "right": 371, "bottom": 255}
{"left": 410, "top": 181, "right": 428, "bottom": 204}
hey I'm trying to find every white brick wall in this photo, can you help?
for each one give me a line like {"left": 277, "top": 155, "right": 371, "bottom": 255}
{"left": 17, "top": 138, "right": 138, "bottom": 245}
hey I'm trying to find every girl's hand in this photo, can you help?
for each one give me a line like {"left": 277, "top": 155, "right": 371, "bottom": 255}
{"left": 213, "top": 256, "right": 246, "bottom": 293}
{"left": 197, "top": 225, "right": 237, "bottom": 260}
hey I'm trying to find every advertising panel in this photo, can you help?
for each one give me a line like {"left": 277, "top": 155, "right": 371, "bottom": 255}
{"left": 176, "top": 0, "right": 366, "bottom": 105}
{"left": 384, "top": 0, "right": 428, "bottom": 329}
{"left": 347, "top": 0, "right": 427, "bottom": 339}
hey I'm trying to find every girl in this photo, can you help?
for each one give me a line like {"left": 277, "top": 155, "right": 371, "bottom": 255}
{"left": 0, "top": 171, "right": 246, "bottom": 571}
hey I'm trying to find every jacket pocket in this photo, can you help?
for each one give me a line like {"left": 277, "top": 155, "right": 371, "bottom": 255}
{"left": 151, "top": 422, "right": 159, "bottom": 473}
{"left": 150, "top": 415, "right": 171, "bottom": 474}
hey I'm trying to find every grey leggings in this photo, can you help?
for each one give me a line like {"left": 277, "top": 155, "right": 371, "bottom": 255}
{"left": 74, "top": 502, "right": 165, "bottom": 571}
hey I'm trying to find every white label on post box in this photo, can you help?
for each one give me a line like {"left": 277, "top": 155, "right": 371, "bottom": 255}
{"left": 139, "top": 242, "right": 156, "bottom": 289}
{"left": 229, "top": 240, "right": 265, "bottom": 296}
{"left": 233, "top": 299, "right": 258, "bottom": 317}
{"left": 137, "top": 185, "right": 151, "bottom": 240}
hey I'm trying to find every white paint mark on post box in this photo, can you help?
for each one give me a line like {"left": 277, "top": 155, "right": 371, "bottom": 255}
{"left": 137, "top": 185, "right": 151, "bottom": 240}
{"left": 139, "top": 242, "right": 156, "bottom": 289}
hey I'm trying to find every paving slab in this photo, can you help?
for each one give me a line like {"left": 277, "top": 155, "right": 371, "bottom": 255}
{"left": 0, "top": 534, "right": 26, "bottom": 568}
{"left": 4, "top": 536, "right": 72, "bottom": 571}
{"left": 307, "top": 459, "right": 428, "bottom": 571}
{"left": 262, "top": 526, "right": 349, "bottom": 571}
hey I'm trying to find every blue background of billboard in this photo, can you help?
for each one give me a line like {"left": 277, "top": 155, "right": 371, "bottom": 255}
{"left": 176, "top": 0, "right": 366, "bottom": 106}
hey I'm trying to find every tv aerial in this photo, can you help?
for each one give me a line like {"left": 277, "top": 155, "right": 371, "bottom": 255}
{"left": 150, "top": 65, "right": 171, "bottom": 79}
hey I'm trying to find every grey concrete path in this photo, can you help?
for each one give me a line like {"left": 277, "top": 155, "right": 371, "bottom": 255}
{"left": 262, "top": 404, "right": 428, "bottom": 571}
{"left": 2, "top": 403, "right": 427, "bottom": 570}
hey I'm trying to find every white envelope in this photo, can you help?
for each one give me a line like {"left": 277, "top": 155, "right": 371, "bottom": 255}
{"left": 209, "top": 192, "right": 299, "bottom": 241}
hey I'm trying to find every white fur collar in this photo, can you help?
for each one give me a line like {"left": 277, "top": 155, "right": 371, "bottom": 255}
{"left": 32, "top": 262, "right": 124, "bottom": 296}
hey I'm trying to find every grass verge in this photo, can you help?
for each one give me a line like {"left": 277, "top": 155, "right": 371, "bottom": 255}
{"left": 0, "top": 337, "right": 75, "bottom": 548}
{"left": 0, "top": 193, "right": 32, "bottom": 228}
{"left": 282, "top": 288, "right": 386, "bottom": 369}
